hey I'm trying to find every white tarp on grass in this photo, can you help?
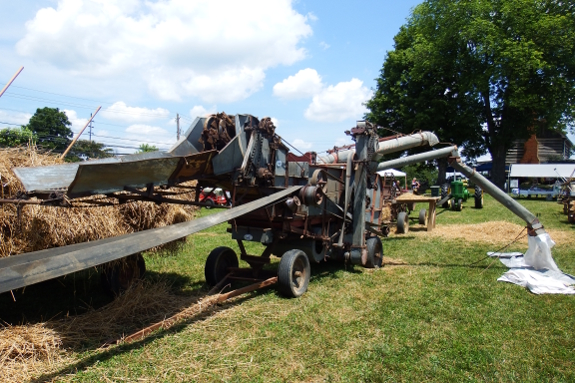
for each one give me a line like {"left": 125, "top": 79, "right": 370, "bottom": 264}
{"left": 488, "top": 234, "right": 575, "bottom": 295}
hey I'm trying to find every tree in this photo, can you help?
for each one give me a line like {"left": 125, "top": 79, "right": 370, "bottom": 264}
{"left": 0, "top": 126, "right": 36, "bottom": 147}
{"left": 65, "top": 139, "right": 113, "bottom": 162}
{"left": 367, "top": 0, "right": 575, "bottom": 189}
{"left": 137, "top": 143, "right": 158, "bottom": 153}
{"left": 26, "top": 107, "right": 73, "bottom": 152}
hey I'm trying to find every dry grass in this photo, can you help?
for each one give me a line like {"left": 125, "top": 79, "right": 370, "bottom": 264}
{"left": 403, "top": 220, "right": 575, "bottom": 246}
{"left": 0, "top": 146, "right": 196, "bottom": 258}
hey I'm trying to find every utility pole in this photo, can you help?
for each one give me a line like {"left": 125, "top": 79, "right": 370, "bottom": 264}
{"left": 176, "top": 113, "right": 181, "bottom": 140}
{"left": 89, "top": 113, "right": 93, "bottom": 142}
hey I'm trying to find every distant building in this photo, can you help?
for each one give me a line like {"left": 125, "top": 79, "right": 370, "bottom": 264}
{"left": 506, "top": 131, "right": 573, "bottom": 165}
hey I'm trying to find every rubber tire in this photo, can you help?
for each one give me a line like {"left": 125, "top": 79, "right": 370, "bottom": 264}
{"left": 418, "top": 208, "right": 427, "bottom": 225}
{"left": 277, "top": 249, "right": 311, "bottom": 298}
{"left": 397, "top": 211, "right": 409, "bottom": 234}
{"left": 205, "top": 247, "right": 238, "bottom": 286}
{"left": 457, "top": 199, "right": 463, "bottom": 211}
{"left": 441, "top": 184, "right": 449, "bottom": 208}
{"left": 365, "top": 237, "right": 383, "bottom": 268}
{"left": 474, "top": 186, "right": 484, "bottom": 209}
{"left": 204, "top": 199, "right": 215, "bottom": 209}
{"left": 101, "top": 254, "right": 146, "bottom": 296}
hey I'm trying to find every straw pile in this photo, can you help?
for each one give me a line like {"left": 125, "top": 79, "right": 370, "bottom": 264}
{"left": 405, "top": 221, "right": 575, "bottom": 246}
{"left": 0, "top": 281, "right": 207, "bottom": 382}
{"left": 0, "top": 146, "right": 196, "bottom": 258}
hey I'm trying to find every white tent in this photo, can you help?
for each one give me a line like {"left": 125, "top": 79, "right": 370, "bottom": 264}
{"left": 377, "top": 168, "right": 406, "bottom": 177}
{"left": 509, "top": 164, "right": 575, "bottom": 179}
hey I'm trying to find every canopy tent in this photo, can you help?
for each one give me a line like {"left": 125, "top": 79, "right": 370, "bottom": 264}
{"left": 377, "top": 168, "right": 407, "bottom": 190}
{"left": 509, "top": 164, "right": 575, "bottom": 179}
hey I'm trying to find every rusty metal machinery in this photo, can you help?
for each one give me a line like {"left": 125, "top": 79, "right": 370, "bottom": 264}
{"left": 0, "top": 112, "right": 550, "bottom": 298}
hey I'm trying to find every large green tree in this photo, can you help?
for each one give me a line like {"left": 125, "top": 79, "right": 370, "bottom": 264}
{"left": 66, "top": 139, "right": 113, "bottom": 162}
{"left": 367, "top": 0, "right": 575, "bottom": 189}
{"left": 26, "top": 107, "right": 73, "bottom": 152}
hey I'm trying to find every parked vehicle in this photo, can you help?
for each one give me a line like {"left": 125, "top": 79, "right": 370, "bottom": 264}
{"left": 511, "top": 183, "right": 561, "bottom": 199}
{"left": 199, "top": 187, "right": 231, "bottom": 208}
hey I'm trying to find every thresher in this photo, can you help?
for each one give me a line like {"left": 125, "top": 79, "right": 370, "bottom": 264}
{"left": 0, "top": 112, "right": 550, "bottom": 298}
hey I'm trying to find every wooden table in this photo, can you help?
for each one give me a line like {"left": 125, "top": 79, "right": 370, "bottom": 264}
{"left": 393, "top": 195, "right": 440, "bottom": 231}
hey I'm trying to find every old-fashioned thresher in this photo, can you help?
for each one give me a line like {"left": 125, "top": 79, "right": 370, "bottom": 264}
{"left": 0, "top": 113, "right": 550, "bottom": 298}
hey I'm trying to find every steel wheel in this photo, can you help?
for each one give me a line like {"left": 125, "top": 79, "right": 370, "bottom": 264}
{"left": 205, "top": 247, "right": 238, "bottom": 286}
{"left": 397, "top": 211, "right": 409, "bottom": 234}
{"left": 365, "top": 237, "right": 383, "bottom": 268}
{"left": 277, "top": 249, "right": 311, "bottom": 298}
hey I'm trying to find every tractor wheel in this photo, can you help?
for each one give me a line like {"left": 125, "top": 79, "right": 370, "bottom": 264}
{"left": 474, "top": 186, "right": 484, "bottom": 209}
{"left": 441, "top": 184, "right": 449, "bottom": 208}
{"left": 204, "top": 199, "right": 215, "bottom": 209}
{"left": 277, "top": 249, "right": 311, "bottom": 298}
{"left": 397, "top": 211, "right": 409, "bottom": 234}
{"left": 101, "top": 254, "right": 146, "bottom": 296}
{"left": 457, "top": 199, "right": 463, "bottom": 211}
{"left": 205, "top": 246, "right": 238, "bottom": 286}
{"left": 418, "top": 208, "right": 427, "bottom": 225}
{"left": 365, "top": 237, "right": 383, "bottom": 268}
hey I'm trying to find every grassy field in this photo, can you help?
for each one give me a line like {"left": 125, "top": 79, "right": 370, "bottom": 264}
{"left": 2, "top": 194, "right": 575, "bottom": 382}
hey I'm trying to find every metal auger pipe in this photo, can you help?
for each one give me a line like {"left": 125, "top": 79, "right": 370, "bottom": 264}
{"left": 318, "top": 131, "right": 440, "bottom": 165}
{"left": 375, "top": 146, "right": 457, "bottom": 173}
{"left": 449, "top": 158, "right": 545, "bottom": 235}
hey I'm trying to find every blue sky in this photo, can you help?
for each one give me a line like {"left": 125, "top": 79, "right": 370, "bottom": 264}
{"left": 0, "top": 0, "right": 421, "bottom": 154}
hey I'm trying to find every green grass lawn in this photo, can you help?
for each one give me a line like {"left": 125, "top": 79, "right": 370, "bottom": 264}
{"left": 8, "top": 195, "right": 575, "bottom": 382}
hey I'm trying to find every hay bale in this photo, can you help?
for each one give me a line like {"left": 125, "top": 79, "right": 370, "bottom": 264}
{"left": 0, "top": 146, "right": 196, "bottom": 258}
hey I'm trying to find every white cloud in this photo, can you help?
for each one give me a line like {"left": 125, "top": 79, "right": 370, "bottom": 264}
{"left": 102, "top": 102, "right": 170, "bottom": 123}
{"left": 0, "top": 110, "right": 32, "bottom": 126}
{"left": 320, "top": 41, "right": 330, "bottom": 50}
{"left": 63, "top": 109, "right": 88, "bottom": 133}
{"left": 304, "top": 79, "right": 373, "bottom": 122}
{"left": 270, "top": 117, "right": 279, "bottom": 127}
{"left": 190, "top": 105, "right": 217, "bottom": 119}
{"left": 292, "top": 138, "right": 313, "bottom": 150}
{"left": 273, "top": 68, "right": 323, "bottom": 100}
{"left": 125, "top": 124, "right": 175, "bottom": 147}
{"left": 17, "top": 0, "right": 313, "bottom": 103}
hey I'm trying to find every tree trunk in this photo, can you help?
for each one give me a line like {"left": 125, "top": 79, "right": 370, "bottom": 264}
{"left": 490, "top": 143, "right": 508, "bottom": 191}
{"left": 437, "top": 157, "right": 448, "bottom": 185}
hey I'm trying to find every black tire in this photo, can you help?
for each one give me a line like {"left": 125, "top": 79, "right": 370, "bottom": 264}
{"left": 441, "top": 184, "right": 449, "bottom": 208}
{"left": 101, "top": 254, "right": 146, "bottom": 296}
{"left": 205, "top": 247, "right": 238, "bottom": 286}
{"left": 397, "top": 211, "right": 409, "bottom": 234}
{"left": 277, "top": 249, "right": 311, "bottom": 298}
{"left": 474, "top": 186, "right": 483, "bottom": 209}
{"left": 418, "top": 208, "right": 427, "bottom": 225}
{"left": 365, "top": 237, "right": 383, "bottom": 268}
{"left": 204, "top": 199, "right": 215, "bottom": 209}
{"left": 457, "top": 199, "right": 463, "bottom": 211}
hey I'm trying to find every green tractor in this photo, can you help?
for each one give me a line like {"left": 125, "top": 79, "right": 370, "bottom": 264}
{"left": 440, "top": 179, "right": 483, "bottom": 211}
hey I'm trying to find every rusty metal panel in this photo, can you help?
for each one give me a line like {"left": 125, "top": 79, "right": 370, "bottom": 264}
{"left": 67, "top": 156, "right": 180, "bottom": 197}
{"left": 0, "top": 185, "right": 303, "bottom": 294}
{"left": 170, "top": 150, "right": 216, "bottom": 182}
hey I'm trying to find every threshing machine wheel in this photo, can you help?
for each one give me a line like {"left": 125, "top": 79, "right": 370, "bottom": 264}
{"left": 441, "top": 184, "right": 449, "bottom": 208}
{"left": 396, "top": 211, "right": 409, "bottom": 234}
{"left": 277, "top": 249, "right": 311, "bottom": 298}
{"left": 474, "top": 186, "right": 484, "bottom": 209}
{"left": 365, "top": 237, "right": 383, "bottom": 268}
{"left": 205, "top": 246, "right": 239, "bottom": 286}
{"left": 100, "top": 253, "right": 146, "bottom": 296}
{"left": 418, "top": 208, "right": 427, "bottom": 225}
